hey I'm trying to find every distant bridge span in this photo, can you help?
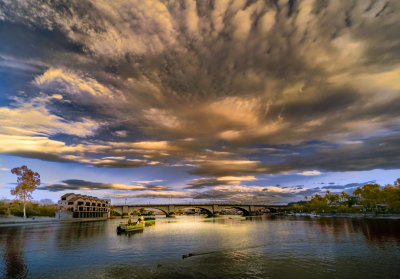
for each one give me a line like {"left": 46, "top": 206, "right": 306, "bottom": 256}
{"left": 112, "top": 204, "right": 286, "bottom": 217}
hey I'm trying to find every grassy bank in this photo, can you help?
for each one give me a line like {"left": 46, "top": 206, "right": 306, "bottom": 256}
{"left": 0, "top": 200, "right": 57, "bottom": 218}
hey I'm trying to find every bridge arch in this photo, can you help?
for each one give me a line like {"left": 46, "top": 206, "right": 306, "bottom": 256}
{"left": 128, "top": 207, "right": 170, "bottom": 216}
{"left": 231, "top": 206, "right": 250, "bottom": 216}
{"left": 218, "top": 206, "right": 250, "bottom": 216}
{"left": 111, "top": 206, "right": 123, "bottom": 216}
{"left": 182, "top": 206, "right": 213, "bottom": 217}
{"left": 143, "top": 207, "right": 169, "bottom": 216}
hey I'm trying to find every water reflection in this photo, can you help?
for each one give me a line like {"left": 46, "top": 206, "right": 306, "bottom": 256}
{"left": 54, "top": 221, "right": 108, "bottom": 251}
{"left": 1, "top": 227, "right": 28, "bottom": 279}
{"left": 311, "top": 218, "right": 400, "bottom": 244}
{"left": 117, "top": 230, "right": 144, "bottom": 237}
{"left": 0, "top": 217, "right": 399, "bottom": 278}
{"left": 56, "top": 221, "right": 107, "bottom": 241}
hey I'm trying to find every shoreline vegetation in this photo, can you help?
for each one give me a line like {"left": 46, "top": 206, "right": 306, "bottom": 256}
{"left": 285, "top": 179, "right": 400, "bottom": 215}
{"left": 0, "top": 200, "right": 56, "bottom": 218}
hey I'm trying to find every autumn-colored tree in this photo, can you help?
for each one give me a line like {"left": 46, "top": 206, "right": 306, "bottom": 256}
{"left": 11, "top": 166, "right": 40, "bottom": 218}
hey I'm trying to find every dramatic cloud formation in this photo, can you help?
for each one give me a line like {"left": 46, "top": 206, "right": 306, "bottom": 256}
{"left": 39, "top": 179, "right": 170, "bottom": 192}
{"left": 1, "top": 0, "right": 399, "bottom": 203}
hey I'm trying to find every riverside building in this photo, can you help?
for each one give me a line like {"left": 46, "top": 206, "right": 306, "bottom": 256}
{"left": 56, "top": 193, "right": 111, "bottom": 219}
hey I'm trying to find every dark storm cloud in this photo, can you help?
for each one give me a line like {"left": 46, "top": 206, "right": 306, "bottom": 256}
{"left": 185, "top": 175, "right": 257, "bottom": 189}
{"left": 268, "top": 87, "right": 360, "bottom": 120}
{"left": 321, "top": 181, "right": 376, "bottom": 190}
{"left": 188, "top": 160, "right": 269, "bottom": 177}
{"left": 5, "top": 151, "right": 74, "bottom": 163}
{"left": 186, "top": 178, "right": 229, "bottom": 189}
{"left": 39, "top": 179, "right": 169, "bottom": 192}
{"left": 266, "top": 135, "right": 400, "bottom": 173}
{"left": 89, "top": 159, "right": 149, "bottom": 168}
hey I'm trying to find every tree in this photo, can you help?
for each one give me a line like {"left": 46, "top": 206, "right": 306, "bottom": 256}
{"left": 382, "top": 179, "right": 400, "bottom": 211}
{"left": 10, "top": 166, "right": 40, "bottom": 218}
{"left": 307, "top": 193, "right": 330, "bottom": 213}
{"left": 39, "top": 199, "right": 53, "bottom": 204}
{"left": 325, "top": 190, "right": 340, "bottom": 206}
{"left": 353, "top": 184, "right": 382, "bottom": 212}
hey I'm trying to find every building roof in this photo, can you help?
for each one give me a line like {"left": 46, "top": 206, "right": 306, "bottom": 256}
{"left": 58, "top": 193, "right": 109, "bottom": 203}
{"left": 61, "top": 193, "right": 76, "bottom": 198}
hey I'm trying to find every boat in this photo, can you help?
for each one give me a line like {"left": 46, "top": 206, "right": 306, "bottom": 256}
{"left": 139, "top": 213, "right": 156, "bottom": 226}
{"left": 117, "top": 218, "right": 145, "bottom": 233}
{"left": 139, "top": 214, "right": 156, "bottom": 221}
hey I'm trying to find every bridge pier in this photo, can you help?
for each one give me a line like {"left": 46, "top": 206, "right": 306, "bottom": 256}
{"left": 122, "top": 205, "right": 129, "bottom": 217}
{"left": 210, "top": 204, "right": 219, "bottom": 217}
{"left": 165, "top": 205, "right": 176, "bottom": 217}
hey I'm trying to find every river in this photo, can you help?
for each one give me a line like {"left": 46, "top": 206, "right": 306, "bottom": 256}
{"left": 0, "top": 215, "right": 399, "bottom": 278}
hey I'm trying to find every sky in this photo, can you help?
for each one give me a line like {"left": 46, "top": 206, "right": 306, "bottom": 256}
{"left": 0, "top": 0, "right": 399, "bottom": 205}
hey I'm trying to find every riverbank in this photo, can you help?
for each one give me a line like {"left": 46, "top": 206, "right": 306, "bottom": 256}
{"left": 282, "top": 212, "right": 400, "bottom": 219}
{"left": 0, "top": 215, "right": 108, "bottom": 227}
{"left": 318, "top": 212, "right": 400, "bottom": 219}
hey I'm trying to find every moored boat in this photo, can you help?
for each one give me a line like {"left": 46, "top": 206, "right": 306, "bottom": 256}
{"left": 139, "top": 213, "right": 156, "bottom": 226}
{"left": 117, "top": 218, "right": 145, "bottom": 233}
{"left": 139, "top": 214, "right": 156, "bottom": 221}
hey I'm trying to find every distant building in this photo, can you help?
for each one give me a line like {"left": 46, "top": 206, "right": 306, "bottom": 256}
{"left": 56, "top": 193, "right": 111, "bottom": 219}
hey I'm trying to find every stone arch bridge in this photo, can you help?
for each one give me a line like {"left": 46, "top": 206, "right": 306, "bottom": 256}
{"left": 112, "top": 204, "right": 286, "bottom": 217}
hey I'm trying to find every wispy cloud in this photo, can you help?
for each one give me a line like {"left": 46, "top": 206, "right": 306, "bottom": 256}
{"left": 133, "top": 179, "right": 164, "bottom": 184}
{"left": 297, "top": 170, "right": 322, "bottom": 176}
{"left": 0, "top": 95, "right": 99, "bottom": 137}
{"left": 35, "top": 68, "right": 120, "bottom": 100}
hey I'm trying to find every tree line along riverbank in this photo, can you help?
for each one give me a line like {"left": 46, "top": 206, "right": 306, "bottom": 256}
{"left": 285, "top": 179, "right": 400, "bottom": 214}
{"left": 0, "top": 200, "right": 56, "bottom": 218}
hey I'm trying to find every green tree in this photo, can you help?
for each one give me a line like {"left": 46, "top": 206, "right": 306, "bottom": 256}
{"left": 10, "top": 166, "right": 40, "bottom": 218}
{"left": 325, "top": 190, "right": 340, "bottom": 206}
{"left": 308, "top": 194, "right": 330, "bottom": 213}
{"left": 382, "top": 179, "right": 400, "bottom": 211}
{"left": 340, "top": 191, "right": 350, "bottom": 203}
{"left": 353, "top": 184, "right": 382, "bottom": 212}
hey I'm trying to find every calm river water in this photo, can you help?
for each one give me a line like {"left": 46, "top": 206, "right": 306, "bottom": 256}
{"left": 0, "top": 215, "right": 399, "bottom": 279}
